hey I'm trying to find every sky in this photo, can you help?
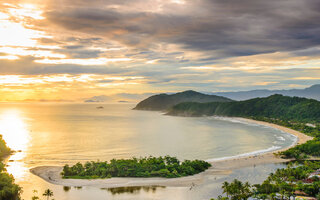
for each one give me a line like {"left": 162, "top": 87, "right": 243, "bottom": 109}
{"left": 0, "top": 0, "right": 320, "bottom": 102}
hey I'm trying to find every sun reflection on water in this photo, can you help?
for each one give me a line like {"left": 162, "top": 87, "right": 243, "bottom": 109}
{"left": 0, "top": 110, "right": 30, "bottom": 151}
{"left": 0, "top": 109, "right": 30, "bottom": 180}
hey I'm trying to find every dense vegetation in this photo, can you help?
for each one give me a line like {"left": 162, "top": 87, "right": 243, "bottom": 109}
{"left": 0, "top": 135, "right": 21, "bottom": 200}
{"left": 168, "top": 94, "right": 320, "bottom": 123}
{"left": 0, "top": 135, "right": 12, "bottom": 157}
{"left": 249, "top": 117, "right": 320, "bottom": 160}
{"left": 134, "top": 90, "right": 233, "bottom": 111}
{"left": 62, "top": 156, "right": 211, "bottom": 179}
{"left": 250, "top": 117, "right": 320, "bottom": 138}
{"left": 280, "top": 139, "right": 320, "bottom": 160}
{"left": 211, "top": 161, "right": 320, "bottom": 200}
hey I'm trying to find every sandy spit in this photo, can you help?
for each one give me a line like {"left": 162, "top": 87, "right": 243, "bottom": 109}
{"left": 30, "top": 117, "right": 313, "bottom": 188}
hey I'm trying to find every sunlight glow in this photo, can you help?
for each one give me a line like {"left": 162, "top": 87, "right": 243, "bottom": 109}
{"left": 8, "top": 4, "right": 45, "bottom": 20}
{"left": 0, "top": 75, "right": 44, "bottom": 85}
{"left": 0, "top": 74, "right": 145, "bottom": 87}
{"left": 35, "top": 57, "right": 133, "bottom": 65}
{"left": 0, "top": 3, "right": 62, "bottom": 61}
{"left": 171, "top": 0, "right": 185, "bottom": 4}
{"left": 0, "top": 55, "right": 19, "bottom": 60}
{"left": 0, "top": 11, "right": 9, "bottom": 20}
{"left": 0, "top": 110, "right": 30, "bottom": 151}
{"left": 0, "top": 19, "right": 47, "bottom": 47}
{"left": 0, "top": 47, "right": 66, "bottom": 58}
{"left": 6, "top": 160, "right": 27, "bottom": 180}
{"left": 0, "top": 109, "right": 30, "bottom": 180}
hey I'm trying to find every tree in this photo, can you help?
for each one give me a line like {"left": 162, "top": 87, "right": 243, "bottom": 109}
{"left": 222, "top": 181, "right": 230, "bottom": 198}
{"left": 221, "top": 179, "right": 252, "bottom": 200}
{"left": 43, "top": 189, "right": 53, "bottom": 200}
{"left": 211, "top": 195, "right": 229, "bottom": 200}
{"left": 32, "top": 190, "right": 39, "bottom": 200}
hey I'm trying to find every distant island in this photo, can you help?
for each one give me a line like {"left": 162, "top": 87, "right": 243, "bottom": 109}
{"left": 61, "top": 156, "right": 211, "bottom": 179}
{"left": 133, "top": 90, "right": 233, "bottom": 111}
{"left": 118, "top": 100, "right": 129, "bottom": 103}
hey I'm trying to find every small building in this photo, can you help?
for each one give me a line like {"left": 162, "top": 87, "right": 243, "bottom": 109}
{"left": 308, "top": 169, "right": 320, "bottom": 179}
{"left": 295, "top": 196, "right": 317, "bottom": 200}
{"left": 294, "top": 190, "right": 308, "bottom": 196}
{"left": 305, "top": 123, "right": 316, "bottom": 128}
{"left": 302, "top": 178, "right": 314, "bottom": 183}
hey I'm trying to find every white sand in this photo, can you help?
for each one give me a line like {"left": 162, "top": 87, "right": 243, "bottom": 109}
{"left": 30, "top": 117, "right": 313, "bottom": 188}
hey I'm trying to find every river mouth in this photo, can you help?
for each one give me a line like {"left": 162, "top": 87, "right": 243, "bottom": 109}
{"left": 0, "top": 103, "right": 296, "bottom": 200}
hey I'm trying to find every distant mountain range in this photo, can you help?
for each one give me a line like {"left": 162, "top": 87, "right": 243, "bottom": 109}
{"left": 212, "top": 84, "right": 320, "bottom": 101}
{"left": 133, "top": 90, "right": 233, "bottom": 111}
{"left": 84, "top": 95, "right": 112, "bottom": 103}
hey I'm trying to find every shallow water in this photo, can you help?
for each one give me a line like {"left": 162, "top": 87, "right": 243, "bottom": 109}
{"left": 0, "top": 103, "right": 294, "bottom": 200}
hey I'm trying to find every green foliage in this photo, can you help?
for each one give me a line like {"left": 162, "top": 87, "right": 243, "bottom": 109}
{"left": 253, "top": 117, "right": 320, "bottom": 159}
{"left": 0, "top": 135, "right": 21, "bottom": 200}
{"left": 43, "top": 189, "right": 54, "bottom": 200}
{"left": 281, "top": 138, "right": 320, "bottom": 159}
{"left": 0, "top": 163, "right": 21, "bottom": 200}
{"left": 0, "top": 135, "right": 12, "bottom": 158}
{"left": 214, "top": 161, "right": 320, "bottom": 199}
{"left": 32, "top": 189, "right": 54, "bottom": 200}
{"left": 61, "top": 156, "right": 211, "bottom": 179}
{"left": 168, "top": 94, "right": 320, "bottom": 123}
{"left": 219, "top": 179, "right": 252, "bottom": 200}
{"left": 250, "top": 117, "right": 320, "bottom": 138}
{"left": 254, "top": 161, "right": 320, "bottom": 198}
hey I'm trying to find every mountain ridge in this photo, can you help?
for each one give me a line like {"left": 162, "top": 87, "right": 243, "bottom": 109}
{"left": 212, "top": 84, "right": 320, "bottom": 101}
{"left": 167, "top": 94, "right": 320, "bottom": 122}
{"left": 133, "top": 90, "right": 233, "bottom": 111}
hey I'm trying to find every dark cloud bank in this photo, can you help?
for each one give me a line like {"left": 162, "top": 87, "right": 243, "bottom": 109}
{"left": 44, "top": 0, "right": 320, "bottom": 59}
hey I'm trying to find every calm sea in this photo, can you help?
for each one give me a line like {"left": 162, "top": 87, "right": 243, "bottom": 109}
{"left": 0, "top": 103, "right": 294, "bottom": 200}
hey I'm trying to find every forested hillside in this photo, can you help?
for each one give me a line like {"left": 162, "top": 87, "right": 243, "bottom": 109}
{"left": 168, "top": 94, "right": 320, "bottom": 123}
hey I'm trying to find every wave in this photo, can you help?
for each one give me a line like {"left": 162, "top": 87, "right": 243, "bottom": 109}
{"left": 205, "top": 116, "right": 299, "bottom": 163}
{"left": 205, "top": 145, "right": 282, "bottom": 162}
{"left": 211, "top": 116, "right": 298, "bottom": 144}
{"left": 211, "top": 116, "right": 261, "bottom": 127}
{"left": 277, "top": 136, "right": 286, "bottom": 141}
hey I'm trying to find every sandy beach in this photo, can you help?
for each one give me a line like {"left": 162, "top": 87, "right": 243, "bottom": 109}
{"left": 30, "top": 117, "right": 313, "bottom": 188}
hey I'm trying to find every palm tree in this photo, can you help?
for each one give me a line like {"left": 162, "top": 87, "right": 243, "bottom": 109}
{"left": 222, "top": 181, "right": 230, "bottom": 198}
{"left": 269, "top": 193, "right": 276, "bottom": 200}
{"left": 43, "top": 189, "right": 54, "bottom": 200}
{"left": 32, "top": 189, "right": 39, "bottom": 200}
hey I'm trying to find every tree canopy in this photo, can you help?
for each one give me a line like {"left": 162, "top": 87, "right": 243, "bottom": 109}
{"left": 62, "top": 156, "right": 211, "bottom": 179}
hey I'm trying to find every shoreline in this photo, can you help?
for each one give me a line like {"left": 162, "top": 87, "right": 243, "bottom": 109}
{"left": 30, "top": 117, "right": 313, "bottom": 188}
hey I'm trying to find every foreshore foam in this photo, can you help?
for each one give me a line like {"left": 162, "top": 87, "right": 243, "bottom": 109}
{"left": 206, "top": 145, "right": 281, "bottom": 163}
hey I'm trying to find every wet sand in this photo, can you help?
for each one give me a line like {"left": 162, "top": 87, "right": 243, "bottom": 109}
{"left": 30, "top": 117, "right": 313, "bottom": 188}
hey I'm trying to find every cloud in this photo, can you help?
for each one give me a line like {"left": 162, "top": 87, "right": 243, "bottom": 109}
{"left": 40, "top": 0, "right": 320, "bottom": 60}
{"left": 0, "top": 0, "right": 320, "bottom": 101}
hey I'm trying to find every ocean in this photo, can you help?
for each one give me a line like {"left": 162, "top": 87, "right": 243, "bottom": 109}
{"left": 0, "top": 103, "right": 294, "bottom": 200}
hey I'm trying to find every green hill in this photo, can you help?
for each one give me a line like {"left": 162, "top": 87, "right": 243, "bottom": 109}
{"left": 167, "top": 94, "right": 320, "bottom": 123}
{"left": 133, "top": 90, "right": 233, "bottom": 111}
